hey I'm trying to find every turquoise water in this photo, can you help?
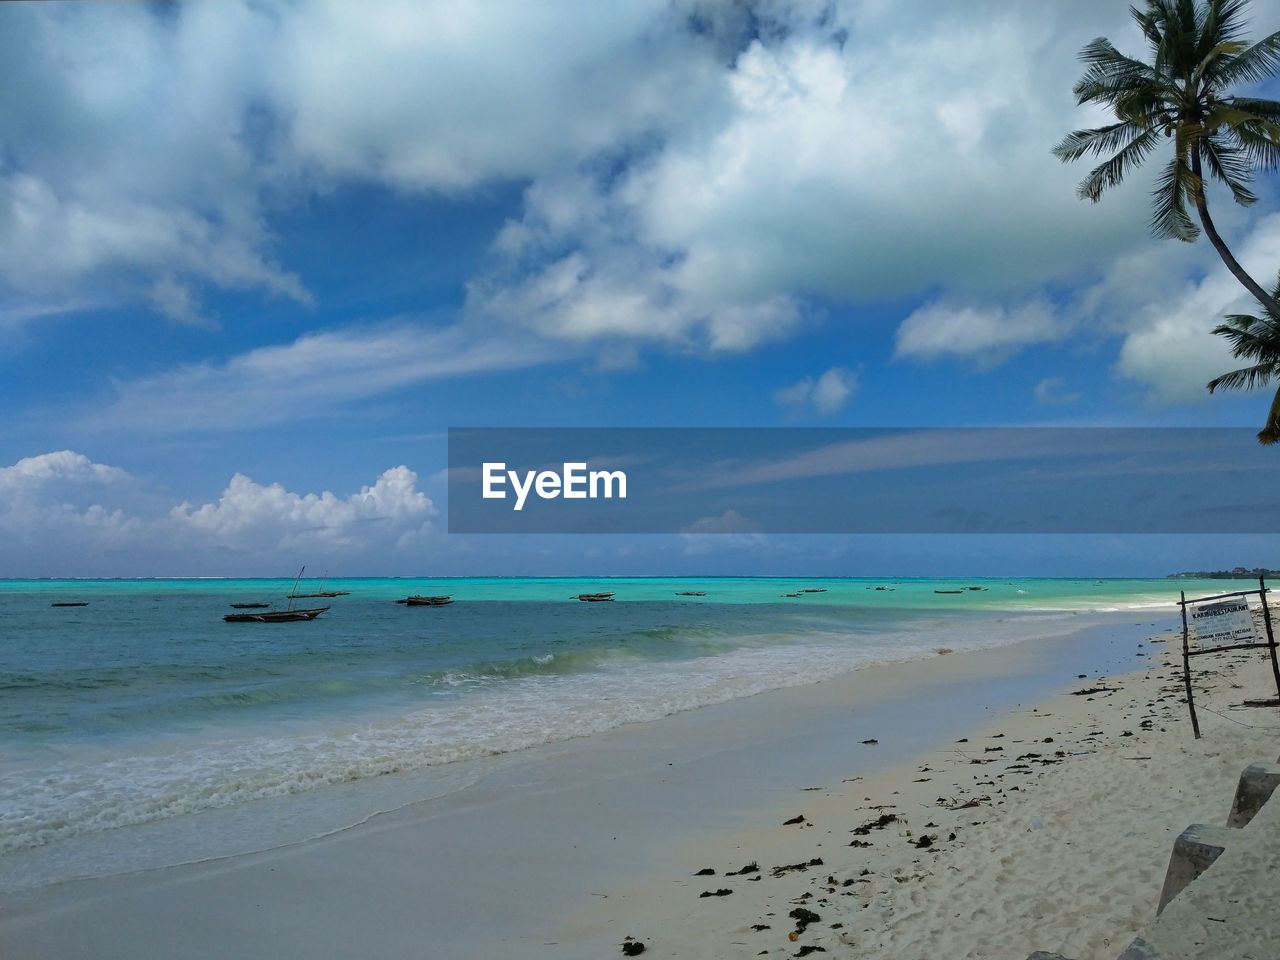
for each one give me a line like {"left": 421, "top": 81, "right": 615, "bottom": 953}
{"left": 0, "top": 576, "right": 1208, "bottom": 889}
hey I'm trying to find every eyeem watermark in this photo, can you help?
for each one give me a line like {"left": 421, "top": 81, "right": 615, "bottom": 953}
{"left": 449, "top": 427, "right": 1280, "bottom": 533}
{"left": 482, "top": 462, "right": 627, "bottom": 511}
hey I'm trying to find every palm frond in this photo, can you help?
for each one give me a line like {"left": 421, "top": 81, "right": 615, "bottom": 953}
{"left": 1212, "top": 28, "right": 1280, "bottom": 85}
{"left": 1207, "top": 363, "right": 1275, "bottom": 393}
{"left": 1076, "top": 128, "right": 1163, "bottom": 199}
{"left": 1053, "top": 121, "right": 1148, "bottom": 163}
{"left": 1150, "top": 156, "right": 1200, "bottom": 239}
{"left": 1199, "top": 136, "right": 1258, "bottom": 202}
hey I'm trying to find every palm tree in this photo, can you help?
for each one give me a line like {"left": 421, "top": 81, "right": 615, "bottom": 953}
{"left": 1054, "top": 0, "right": 1280, "bottom": 314}
{"left": 1208, "top": 277, "right": 1280, "bottom": 442}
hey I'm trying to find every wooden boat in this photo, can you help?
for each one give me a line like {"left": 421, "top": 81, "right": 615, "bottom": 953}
{"left": 51, "top": 601, "right": 89, "bottom": 607}
{"left": 934, "top": 589, "right": 964, "bottom": 594}
{"left": 396, "top": 595, "right": 453, "bottom": 606}
{"left": 675, "top": 591, "right": 706, "bottom": 596}
{"left": 782, "top": 592, "right": 801, "bottom": 597}
{"left": 290, "top": 572, "right": 350, "bottom": 598}
{"left": 801, "top": 588, "right": 827, "bottom": 593}
{"left": 230, "top": 602, "right": 270, "bottom": 609}
{"left": 572, "top": 592, "right": 615, "bottom": 601}
{"left": 224, "top": 607, "right": 329, "bottom": 623}
{"left": 224, "top": 568, "right": 329, "bottom": 622}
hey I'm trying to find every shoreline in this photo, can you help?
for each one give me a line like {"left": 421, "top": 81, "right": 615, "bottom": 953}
{"left": 0, "top": 615, "right": 1173, "bottom": 960}
{"left": 593, "top": 634, "right": 1280, "bottom": 959}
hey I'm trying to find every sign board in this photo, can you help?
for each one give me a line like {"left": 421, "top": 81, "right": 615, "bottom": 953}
{"left": 1188, "top": 597, "right": 1257, "bottom": 648}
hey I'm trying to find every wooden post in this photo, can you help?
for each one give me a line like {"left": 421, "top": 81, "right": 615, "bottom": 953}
{"left": 1181, "top": 590, "right": 1201, "bottom": 739}
{"left": 1260, "top": 575, "right": 1280, "bottom": 704}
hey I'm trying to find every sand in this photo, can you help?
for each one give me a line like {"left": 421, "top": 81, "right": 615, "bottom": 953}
{"left": 4, "top": 616, "right": 1279, "bottom": 960}
{"left": 598, "top": 636, "right": 1280, "bottom": 960}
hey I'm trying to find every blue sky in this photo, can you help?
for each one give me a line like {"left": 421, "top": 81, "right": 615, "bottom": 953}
{"left": 2, "top": 0, "right": 1278, "bottom": 577}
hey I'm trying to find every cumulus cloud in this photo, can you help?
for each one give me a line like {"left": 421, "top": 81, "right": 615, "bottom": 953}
{"left": 774, "top": 367, "right": 858, "bottom": 415}
{"left": 1113, "top": 215, "right": 1280, "bottom": 405}
{"left": 3, "top": 0, "right": 1155, "bottom": 353}
{"left": 172, "top": 465, "right": 436, "bottom": 553}
{"left": 0, "top": 451, "right": 439, "bottom": 575}
{"left": 0, "top": 450, "right": 129, "bottom": 488}
{"left": 894, "top": 301, "right": 1064, "bottom": 366}
{"left": 0, "top": 3, "right": 309, "bottom": 327}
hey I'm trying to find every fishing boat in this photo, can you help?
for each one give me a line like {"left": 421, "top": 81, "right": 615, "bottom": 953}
{"left": 51, "top": 601, "right": 89, "bottom": 607}
{"left": 934, "top": 589, "right": 964, "bottom": 594}
{"left": 675, "top": 591, "right": 706, "bottom": 596}
{"left": 224, "top": 607, "right": 329, "bottom": 623}
{"left": 290, "top": 571, "right": 350, "bottom": 598}
{"left": 572, "top": 592, "right": 615, "bottom": 601}
{"left": 229, "top": 602, "right": 270, "bottom": 609}
{"left": 224, "top": 567, "right": 330, "bottom": 623}
{"left": 396, "top": 595, "right": 453, "bottom": 606}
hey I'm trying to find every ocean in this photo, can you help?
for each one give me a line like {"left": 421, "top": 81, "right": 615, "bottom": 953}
{"left": 0, "top": 575, "right": 1214, "bottom": 892}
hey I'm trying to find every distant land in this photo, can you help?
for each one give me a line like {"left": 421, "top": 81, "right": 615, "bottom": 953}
{"left": 1168, "top": 567, "right": 1280, "bottom": 579}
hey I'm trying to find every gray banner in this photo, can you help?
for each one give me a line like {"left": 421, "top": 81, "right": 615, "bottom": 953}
{"left": 447, "top": 427, "right": 1280, "bottom": 534}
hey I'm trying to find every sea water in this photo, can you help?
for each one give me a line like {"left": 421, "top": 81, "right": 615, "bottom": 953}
{"left": 0, "top": 576, "right": 1207, "bottom": 891}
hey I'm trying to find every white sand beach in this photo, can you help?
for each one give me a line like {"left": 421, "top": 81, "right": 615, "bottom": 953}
{"left": 3, "top": 619, "right": 1278, "bottom": 960}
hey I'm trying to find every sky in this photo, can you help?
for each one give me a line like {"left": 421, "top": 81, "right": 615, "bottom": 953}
{"left": 2, "top": 0, "right": 1279, "bottom": 578}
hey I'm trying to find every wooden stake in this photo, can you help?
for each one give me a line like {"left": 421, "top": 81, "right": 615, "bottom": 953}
{"left": 1180, "top": 590, "right": 1200, "bottom": 739}
{"left": 1260, "top": 576, "right": 1280, "bottom": 706}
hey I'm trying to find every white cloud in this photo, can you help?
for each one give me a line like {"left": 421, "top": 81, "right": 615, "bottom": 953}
{"left": 0, "top": 450, "right": 129, "bottom": 489}
{"left": 894, "top": 301, "right": 1063, "bottom": 366}
{"left": 6, "top": 1, "right": 1155, "bottom": 343}
{"left": 0, "top": 451, "right": 440, "bottom": 574}
{"left": 86, "top": 320, "right": 562, "bottom": 432}
{"left": 0, "top": 4, "right": 308, "bottom": 326}
{"left": 774, "top": 367, "right": 857, "bottom": 415}
{"left": 681, "top": 508, "right": 760, "bottom": 534}
{"left": 1114, "top": 215, "right": 1280, "bottom": 405}
{"left": 172, "top": 465, "right": 436, "bottom": 553}
{"left": 1034, "top": 377, "right": 1082, "bottom": 406}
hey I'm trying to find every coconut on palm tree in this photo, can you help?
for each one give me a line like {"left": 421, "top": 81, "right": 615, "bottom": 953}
{"left": 1054, "top": 0, "right": 1280, "bottom": 314}
{"left": 1207, "top": 277, "right": 1280, "bottom": 442}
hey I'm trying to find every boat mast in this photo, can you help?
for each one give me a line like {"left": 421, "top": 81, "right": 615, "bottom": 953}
{"left": 288, "top": 565, "right": 304, "bottom": 612}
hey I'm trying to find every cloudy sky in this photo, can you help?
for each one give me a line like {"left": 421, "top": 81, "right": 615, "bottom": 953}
{"left": 3, "top": 0, "right": 1278, "bottom": 578}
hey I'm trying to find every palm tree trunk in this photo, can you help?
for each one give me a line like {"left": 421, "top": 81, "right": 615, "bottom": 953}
{"left": 1190, "top": 146, "right": 1280, "bottom": 316}
{"left": 1259, "top": 384, "right": 1280, "bottom": 445}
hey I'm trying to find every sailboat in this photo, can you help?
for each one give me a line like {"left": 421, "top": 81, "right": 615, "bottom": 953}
{"left": 224, "top": 567, "right": 330, "bottom": 622}
{"left": 289, "top": 570, "right": 351, "bottom": 598}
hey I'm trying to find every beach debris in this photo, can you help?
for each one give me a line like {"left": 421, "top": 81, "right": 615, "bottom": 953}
{"left": 621, "top": 938, "right": 646, "bottom": 955}
{"left": 913, "top": 834, "right": 935, "bottom": 848}
{"left": 771, "top": 858, "right": 823, "bottom": 877}
{"left": 789, "top": 907, "right": 822, "bottom": 934}
{"left": 849, "top": 839, "right": 871, "bottom": 847}
{"left": 984, "top": 746, "right": 1003, "bottom": 752}
{"left": 1071, "top": 685, "right": 1119, "bottom": 696}
{"left": 699, "top": 888, "right": 734, "bottom": 898}
{"left": 851, "top": 813, "right": 898, "bottom": 834}
{"left": 726, "top": 861, "right": 760, "bottom": 876}
{"left": 694, "top": 867, "right": 716, "bottom": 875}
{"left": 935, "top": 647, "right": 953, "bottom": 655}
{"left": 783, "top": 814, "right": 808, "bottom": 825}
{"left": 860, "top": 738, "right": 878, "bottom": 745}
{"left": 751, "top": 924, "right": 771, "bottom": 931}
